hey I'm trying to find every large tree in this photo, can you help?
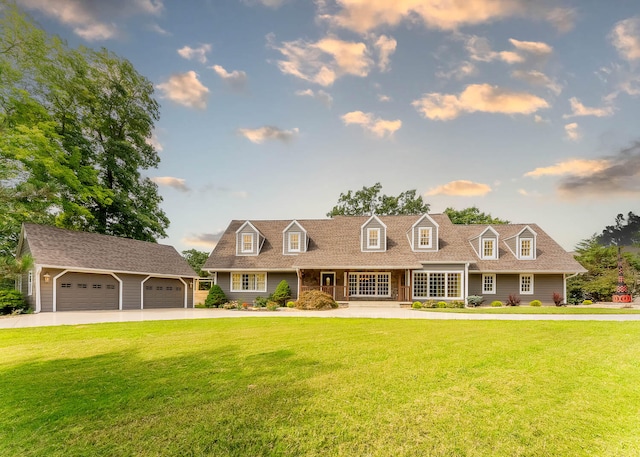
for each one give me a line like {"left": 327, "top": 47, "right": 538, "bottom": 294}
{"left": 444, "top": 206, "right": 509, "bottom": 225}
{"left": 182, "top": 249, "right": 210, "bottom": 277}
{"left": 327, "top": 183, "right": 430, "bottom": 217}
{"left": 0, "top": 2, "right": 168, "bottom": 258}
{"left": 597, "top": 212, "right": 640, "bottom": 246}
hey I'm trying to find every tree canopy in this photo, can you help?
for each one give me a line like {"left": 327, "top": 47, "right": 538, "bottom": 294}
{"left": 444, "top": 206, "right": 510, "bottom": 225}
{"left": 327, "top": 183, "right": 430, "bottom": 217}
{"left": 597, "top": 212, "right": 640, "bottom": 246}
{"left": 182, "top": 249, "right": 210, "bottom": 277}
{"left": 0, "top": 2, "right": 168, "bottom": 258}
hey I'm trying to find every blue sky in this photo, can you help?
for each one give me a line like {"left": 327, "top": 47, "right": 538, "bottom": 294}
{"left": 17, "top": 0, "right": 640, "bottom": 252}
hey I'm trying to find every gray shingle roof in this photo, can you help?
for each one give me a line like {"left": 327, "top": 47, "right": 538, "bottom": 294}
{"left": 203, "top": 215, "right": 587, "bottom": 274}
{"left": 22, "top": 224, "right": 198, "bottom": 277}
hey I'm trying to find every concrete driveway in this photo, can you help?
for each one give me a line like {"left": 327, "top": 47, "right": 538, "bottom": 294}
{"left": 2, "top": 306, "right": 640, "bottom": 328}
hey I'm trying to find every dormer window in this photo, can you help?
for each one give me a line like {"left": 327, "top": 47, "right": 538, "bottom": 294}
{"left": 418, "top": 227, "right": 432, "bottom": 248}
{"left": 288, "top": 232, "right": 300, "bottom": 252}
{"left": 483, "top": 239, "right": 495, "bottom": 258}
{"left": 241, "top": 233, "right": 253, "bottom": 253}
{"left": 367, "top": 228, "right": 380, "bottom": 248}
{"left": 520, "top": 238, "right": 533, "bottom": 259}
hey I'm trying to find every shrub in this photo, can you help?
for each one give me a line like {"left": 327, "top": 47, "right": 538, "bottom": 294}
{"left": 204, "top": 284, "right": 227, "bottom": 308}
{"left": 222, "top": 300, "right": 239, "bottom": 309}
{"left": 506, "top": 294, "right": 521, "bottom": 306}
{"left": 449, "top": 300, "right": 465, "bottom": 308}
{"left": 437, "top": 301, "right": 447, "bottom": 308}
{"left": 423, "top": 300, "right": 437, "bottom": 308}
{"left": 491, "top": 300, "right": 503, "bottom": 307}
{"left": 266, "top": 301, "right": 279, "bottom": 311}
{"left": 296, "top": 290, "right": 338, "bottom": 310}
{"left": 552, "top": 292, "right": 564, "bottom": 306}
{"left": 0, "top": 289, "right": 28, "bottom": 314}
{"left": 254, "top": 296, "right": 269, "bottom": 308}
{"left": 271, "top": 280, "right": 292, "bottom": 305}
{"left": 286, "top": 301, "right": 296, "bottom": 308}
{"left": 412, "top": 301, "right": 423, "bottom": 309}
{"left": 582, "top": 299, "right": 593, "bottom": 305}
{"left": 466, "top": 295, "right": 484, "bottom": 307}
{"left": 529, "top": 300, "right": 542, "bottom": 307}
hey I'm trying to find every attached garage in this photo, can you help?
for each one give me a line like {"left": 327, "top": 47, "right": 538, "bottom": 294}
{"left": 143, "top": 278, "right": 185, "bottom": 309}
{"left": 56, "top": 272, "right": 119, "bottom": 311}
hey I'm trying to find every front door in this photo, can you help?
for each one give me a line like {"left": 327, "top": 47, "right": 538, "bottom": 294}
{"left": 320, "top": 272, "right": 336, "bottom": 298}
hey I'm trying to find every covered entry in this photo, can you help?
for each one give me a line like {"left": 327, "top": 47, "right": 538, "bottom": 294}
{"left": 143, "top": 277, "right": 185, "bottom": 309}
{"left": 56, "top": 272, "right": 119, "bottom": 311}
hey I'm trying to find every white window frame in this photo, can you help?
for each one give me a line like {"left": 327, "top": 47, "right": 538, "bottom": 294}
{"left": 519, "top": 238, "right": 534, "bottom": 259}
{"left": 347, "top": 272, "right": 391, "bottom": 297}
{"left": 519, "top": 274, "right": 534, "bottom": 295}
{"left": 288, "top": 232, "right": 301, "bottom": 252}
{"left": 27, "top": 270, "right": 33, "bottom": 296}
{"left": 230, "top": 272, "right": 267, "bottom": 292}
{"left": 418, "top": 227, "right": 432, "bottom": 249}
{"left": 367, "top": 228, "right": 380, "bottom": 249}
{"left": 482, "top": 274, "right": 496, "bottom": 294}
{"left": 482, "top": 239, "right": 497, "bottom": 259}
{"left": 16, "top": 276, "right": 22, "bottom": 293}
{"left": 412, "top": 271, "right": 464, "bottom": 300}
{"left": 241, "top": 233, "right": 254, "bottom": 253}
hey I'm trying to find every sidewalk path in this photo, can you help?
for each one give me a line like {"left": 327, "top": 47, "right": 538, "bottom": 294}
{"left": 2, "top": 307, "right": 640, "bottom": 328}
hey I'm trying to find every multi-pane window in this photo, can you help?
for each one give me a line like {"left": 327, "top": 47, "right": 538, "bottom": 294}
{"left": 418, "top": 227, "right": 432, "bottom": 248}
{"left": 482, "top": 274, "right": 496, "bottom": 294}
{"left": 413, "top": 271, "right": 463, "bottom": 299}
{"left": 348, "top": 273, "right": 390, "bottom": 297}
{"left": 61, "top": 283, "right": 72, "bottom": 288}
{"left": 289, "top": 232, "right": 300, "bottom": 252}
{"left": 241, "top": 233, "right": 253, "bottom": 253}
{"left": 27, "top": 271, "right": 33, "bottom": 296}
{"left": 367, "top": 228, "right": 380, "bottom": 248}
{"left": 231, "top": 273, "right": 267, "bottom": 292}
{"left": 483, "top": 239, "right": 495, "bottom": 258}
{"left": 520, "top": 238, "right": 533, "bottom": 259}
{"left": 520, "top": 274, "right": 533, "bottom": 294}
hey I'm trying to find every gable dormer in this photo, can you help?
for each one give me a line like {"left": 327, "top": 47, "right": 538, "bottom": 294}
{"left": 505, "top": 226, "right": 537, "bottom": 260}
{"left": 409, "top": 214, "right": 439, "bottom": 252}
{"left": 282, "top": 220, "right": 308, "bottom": 255}
{"left": 361, "top": 215, "right": 387, "bottom": 252}
{"left": 235, "top": 221, "right": 264, "bottom": 256}
{"left": 470, "top": 226, "right": 499, "bottom": 260}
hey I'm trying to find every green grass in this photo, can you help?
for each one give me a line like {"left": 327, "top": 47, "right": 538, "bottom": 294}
{"left": 419, "top": 306, "right": 640, "bottom": 314}
{"left": 2, "top": 318, "right": 640, "bottom": 456}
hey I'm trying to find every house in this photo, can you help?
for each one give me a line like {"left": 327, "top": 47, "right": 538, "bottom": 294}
{"left": 16, "top": 223, "right": 198, "bottom": 312}
{"left": 202, "top": 214, "right": 587, "bottom": 305}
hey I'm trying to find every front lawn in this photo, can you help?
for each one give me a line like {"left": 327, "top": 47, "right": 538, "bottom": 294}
{"left": 1, "top": 318, "right": 640, "bottom": 456}
{"left": 418, "top": 305, "right": 640, "bottom": 314}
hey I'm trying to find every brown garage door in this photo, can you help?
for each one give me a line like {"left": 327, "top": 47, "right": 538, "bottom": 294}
{"left": 143, "top": 278, "right": 184, "bottom": 309}
{"left": 57, "top": 273, "right": 119, "bottom": 311}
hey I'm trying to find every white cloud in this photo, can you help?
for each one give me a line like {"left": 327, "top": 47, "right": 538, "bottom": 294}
{"left": 610, "top": 16, "right": 640, "bottom": 61}
{"left": 425, "top": 180, "right": 492, "bottom": 196}
{"left": 563, "top": 97, "right": 614, "bottom": 118}
{"left": 17, "top": 0, "right": 163, "bottom": 40}
{"left": 466, "top": 36, "right": 551, "bottom": 65}
{"left": 178, "top": 44, "right": 212, "bottom": 64}
{"left": 341, "top": 111, "right": 402, "bottom": 138}
{"left": 508, "top": 38, "right": 553, "bottom": 56}
{"left": 511, "top": 70, "right": 562, "bottom": 95}
{"left": 524, "top": 158, "right": 611, "bottom": 178}
{"left": 182, "top": 231, "right": 224, "bottom": 249}
{"left": 436, "top": 61, "right": 477, "bottom": 80}
{"left": 295, "top": 89, "right": 333, "bottom": 107}
{"left": 156, "top": 71, "right": 209, "bottom": 109}
{"left": 564, "top": 122, "right": 581, "bottom": 142}
{"left": 268, "top": 34, "right": 373, "bottom": 86}
{"left": 545, "top": 7, "right": 577, "bottom": 33}
{"left": 321, "top": 0, "right": 531, "bottom": 32}
{"left": 151, "top": 176, "right": 190, "bottom": 192}
{"left": 212, "top": 65, "right": 248, "bottom": 90}
{"left": 146, "top": 131, "right": 163, "bottom": 152}
{"left": 373, "top": 35, "right": 397, "bottom": 72}
{"left": 377, "top": 94, "right": 392, "bottom": 102}
{"left": 412, "top": 84, "right": 549, "bottom": 121}
{"left": 237, "top": 126, "right": 299, "bottom": 144}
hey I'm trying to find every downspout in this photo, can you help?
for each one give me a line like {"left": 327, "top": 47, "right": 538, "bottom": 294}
{"left": 464, "top": 262, "right": 470, "bottom": 304}
{"left": 35, "top": 265, "right": 42, "bottom": 313}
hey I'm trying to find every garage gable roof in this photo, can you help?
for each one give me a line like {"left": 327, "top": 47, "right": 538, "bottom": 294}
{"left": 21, "top": 224, "right": 198, "bottom": 277}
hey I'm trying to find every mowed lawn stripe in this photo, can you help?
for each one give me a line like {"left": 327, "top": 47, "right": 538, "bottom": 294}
{"left": 1, "top": 318, "right": 639, "bottom": 456}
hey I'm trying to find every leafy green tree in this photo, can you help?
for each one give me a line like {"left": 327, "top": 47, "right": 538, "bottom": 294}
{"left": 444, "top": 206, "right": 510, "bottom": 225}
{"left": 271, "top": 280, "right": 292, "bottom": 305}
{"left": 327, "top": 183, "right": 430, "bottom": 217}
{"left": 182, "top": 249, "right": 210, "bottom": 277}
{"left": 204, "top": 284, "right": 227, "bottom": 308}
{"left": 0, "top": 2, "right": 168, "bottom": 258}
{"left": 598, "top": 212, "right": 640, "bottom": 246}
